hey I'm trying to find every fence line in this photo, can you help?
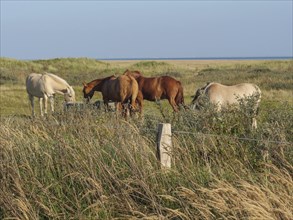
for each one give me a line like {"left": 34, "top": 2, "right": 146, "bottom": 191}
{"left": 139, "top": 127, "right": 291, "bottom": 145}
{"left": 171, "top": 130, "right": 291, "bottom": 145}
{"left": 139, "top": 112, "right": 292, "bottom": 145}
{"left": 49, "top": 111, "right": 292, "bottom": 145}
{"left": 154, "top": 123, "right": 292, "bottom": 168}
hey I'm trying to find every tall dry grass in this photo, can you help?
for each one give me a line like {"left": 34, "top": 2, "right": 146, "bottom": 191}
{"left": 1, "top": 103, "right": 292, "bottom": 219}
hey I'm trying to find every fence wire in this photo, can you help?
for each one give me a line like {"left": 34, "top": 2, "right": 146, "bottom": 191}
{"left": 171, "top": 130, "right": 291, "bottom": 145}
{"left": 139, "top": 127, "right": 292, "bottom": 145}
{"left": 140, "top": 112, "right": 292, "bottom": 145}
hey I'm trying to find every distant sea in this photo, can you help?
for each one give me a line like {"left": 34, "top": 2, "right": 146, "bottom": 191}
{"left": 98, "top": 56, "right": 292, "bottom": 61}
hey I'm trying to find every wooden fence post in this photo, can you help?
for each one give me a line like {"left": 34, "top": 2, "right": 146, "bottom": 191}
{"left": 157, "top": 123, "right": 172, "bottom": 169}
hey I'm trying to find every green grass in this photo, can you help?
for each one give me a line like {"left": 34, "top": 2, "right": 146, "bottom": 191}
{"left": 0, "top": 57, "right": 292, "bottom": 219}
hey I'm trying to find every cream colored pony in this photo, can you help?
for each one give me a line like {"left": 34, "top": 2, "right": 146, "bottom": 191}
{"left": 191, "top": 82, "right": 261, "bottom": 129}
{"left": 26, "top": 73, "right": 75, "bottom": 116}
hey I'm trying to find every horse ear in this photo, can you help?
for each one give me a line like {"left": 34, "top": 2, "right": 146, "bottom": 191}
{"left": 123, "top": 69, "right": 129, "bottom": 74}
{"left": 82, "top": 82, "right": 87, "bottom": 87}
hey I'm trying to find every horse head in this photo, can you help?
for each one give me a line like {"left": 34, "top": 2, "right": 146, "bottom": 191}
{"left": 64, "top": 86, "right": 76, "bottom": 103}
{"left": 82, "top": 82, "right": 95, "bottom": 103}
{"left": 191, "top": 82, "right": 211, "bottom": 110}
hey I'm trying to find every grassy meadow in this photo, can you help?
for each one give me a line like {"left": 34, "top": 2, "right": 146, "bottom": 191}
{"left": 0, "top": 57, "right": 293, "bottom": 219}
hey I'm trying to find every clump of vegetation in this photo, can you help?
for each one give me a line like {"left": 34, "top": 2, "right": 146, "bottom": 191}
{"left": 0, "top": 57, "right": 43, "bottom": 85}
{"left": 198, "top": 67, "right": 221, "bottom": 74}
{"left": 247, "top": 66, "right": 271, "bottom": 73}
{"left": 132, "top": 61, "right": 170, "bottom": 68}
{"left": 158, "top": 71, "right": 182, "bottom": 78}
{"left": 0, "top": 57, "right": 112, "bottom": 85}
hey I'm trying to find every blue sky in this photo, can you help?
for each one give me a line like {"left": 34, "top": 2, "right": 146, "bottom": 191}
{"left": 1, "top": 1, "right": 292, "bottom": 60}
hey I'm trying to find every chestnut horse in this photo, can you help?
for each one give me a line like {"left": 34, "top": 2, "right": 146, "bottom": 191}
{"left": 123, "top": 69, "right": 185, "bottom": 112}
{"left": 82, "top": 75, "right": 139, "bottom": 115}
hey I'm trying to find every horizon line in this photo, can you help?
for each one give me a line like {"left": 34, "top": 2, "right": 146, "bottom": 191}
{"left": 1, "top": 56, "right": 292, "bottom": 61}
{"left": 97, "top": 56, "right": 293, "bottom": 61}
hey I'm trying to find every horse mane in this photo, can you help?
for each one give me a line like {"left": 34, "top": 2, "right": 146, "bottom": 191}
{"left": 194, "top": 82, "right": 213, "bottom": 97}
{"left": 85, "top": 75, "right": 117, "bottom": 92}
{"left": 44, "top": 72, "right": 70, "bottom": 87}
{"left": 86, "top": 75, "right": 114, "bottom": 85}
{"left": 203, "top": 82, "right": 213, "bottom": 91}
{"left": 101, "top": 75, "right": 116, "bottom": 84}
{"left": 123, "top": 69, "right": 142, "bottom": 78}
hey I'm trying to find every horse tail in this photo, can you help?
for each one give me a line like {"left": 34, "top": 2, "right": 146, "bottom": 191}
{"left": 175, "top": 81, "right": 185, "bottom": 107}
{"left": 130, "top": 76, "right": 139, "bottom": 109}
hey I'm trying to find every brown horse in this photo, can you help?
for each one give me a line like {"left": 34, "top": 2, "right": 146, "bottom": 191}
{"left": 123, "top": 69, "right": 185, "bottom": 112}
{"left": 82, "top": 75, "right": 139, "bottom": 115}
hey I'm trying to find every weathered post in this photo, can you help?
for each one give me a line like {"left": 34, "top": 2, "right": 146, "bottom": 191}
{"left": 157, "top": 123, "right": 172, "bottom": 169}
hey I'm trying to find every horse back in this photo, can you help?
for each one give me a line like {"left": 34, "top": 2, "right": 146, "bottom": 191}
{"left": 160, "top": 76, "right": 183, "bottom": 99}
{"left": 137, "top": 75, "right": 182, "bottom": 101}
{"left": 26, "top": 73, "right": 45, "bottom": 97}
{"left": 102, "top": 75, "right": 138, "bottom": 103}
{"left": 136, "top": 77, "right": 160, "bottom": 100}
{"left": 102, "top": 78, "right": 121, "bottom": 101}
{"left": 206, "top": 83, "right": 261, "bottom": 105}
{"left": 118, "top": 75, "right": 138, "bottom": 100}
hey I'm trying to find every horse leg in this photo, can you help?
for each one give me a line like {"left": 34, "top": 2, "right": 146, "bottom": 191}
{"left": 168, "top": 97, "right": 179, "bottom": 112}
{"left": 39, "top": 97, "right": 44, "bottom": 117}
{"left": 126, "top": 103, "right": 130, "bottom": 118}
{"left": 137, "top": 92, "right": 144, "bottom": 115}
{"left": 129, "top": 97, "right": 136, "bottom": 116}
{"left": 29, "top": 95, "right": 35, "bottom": 117}
{"left": 252, "top": 103, "right": 260, "bottom": 130}
{"left": 138, "top": 99, "right": 143, "bottom": 116}
{"left": 43, "top": 95, "right": 48, "bottom": 115}
{"left": 133, "top": 98, "right": 143, "bottom": 120}
{"left": 49, "top": 96, "right": 54, "bottom": 113}
{"left": 122, "top": 103, "right": 129, "bottom": 120}
{"left": 103, "top": 100, "right": 109, "bottom": 112}
{"left": 252, "top": 118, "right": 257, "bottom": 130}
{"left": 115, "top": 103, "right": 121, "bottom": 118}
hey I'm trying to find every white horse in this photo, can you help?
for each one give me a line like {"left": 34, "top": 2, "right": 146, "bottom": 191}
{"left": 191, "top": 82, "right": 261, "bottom": 129}
{"left": 26, "top": 73, "right": 76, "bottom": 116}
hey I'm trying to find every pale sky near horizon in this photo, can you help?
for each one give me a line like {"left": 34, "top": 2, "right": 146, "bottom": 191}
{"left": 1, "top": 0, "right": 292, "bottom": 60}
